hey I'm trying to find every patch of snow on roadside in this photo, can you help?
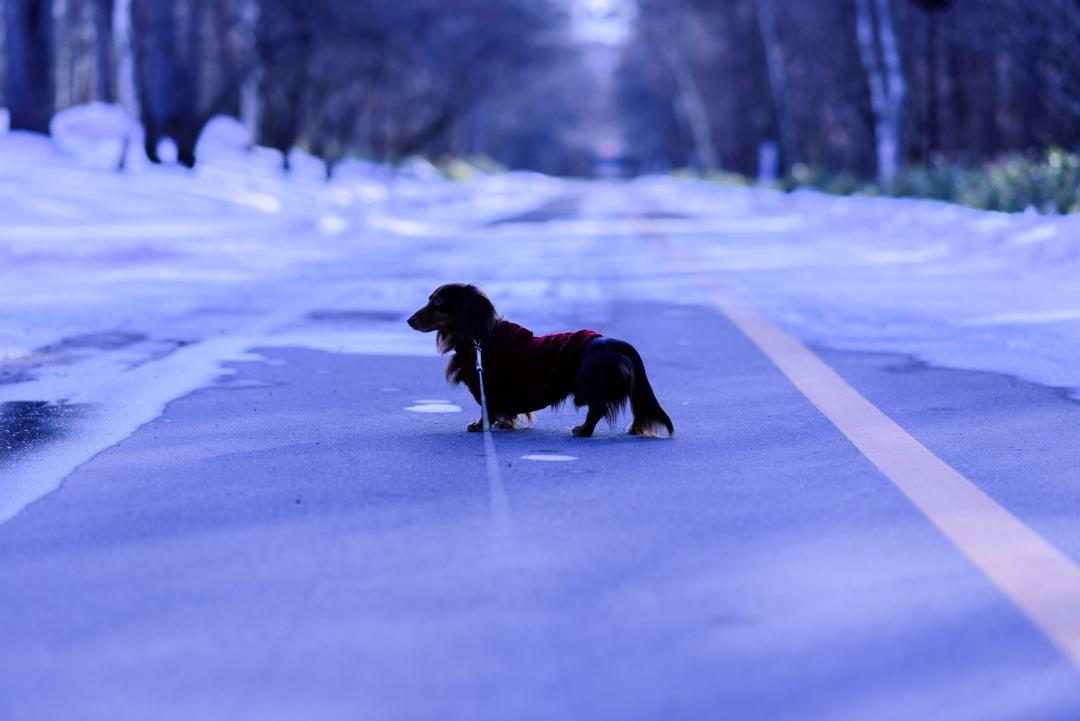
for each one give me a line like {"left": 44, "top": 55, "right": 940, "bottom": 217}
{"left": 1011, "top": 225, "right": 1057, "bottom": 247}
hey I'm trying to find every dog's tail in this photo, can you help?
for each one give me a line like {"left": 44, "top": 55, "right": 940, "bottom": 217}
{"left": 613, "top": 340, "right": 674, "bottom": 437}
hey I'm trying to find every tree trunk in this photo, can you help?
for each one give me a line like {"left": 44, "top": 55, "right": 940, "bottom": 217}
{"left": 114, "top": 0, "right": 137, "bottom": 116}
{"left": 132, "top": 0, "right": 179, "bottom": 162}
{"left": 754, "top": 0, "right": 798, "bottom": 170}
{"left": 238, "top": 0, "right": 259, "bottom": 142}
{"left": 175, "top": 0, "right": 204, "bottom": 166}
{"left": 60, "top": 0, "right": 79, "bottom": 107}
{"left": 923, "top": 11, "right": 939, "bottom": 162}
{"left": 854, "top": 0, "right": 907, "bottom": 182}
{"left": 256, "top": 0, "right": 310, "bottom": 169}
{"left": 3, "top": 0, "right": 55, "bottom": 134}
{"left": 655, "top": 40, "right": 717, "bottom": 174}
{"left": 93, "top": 0, "right": 116, "bottom": 102}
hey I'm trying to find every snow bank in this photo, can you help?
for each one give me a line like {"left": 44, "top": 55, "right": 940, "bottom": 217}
{"left": 196, "top": 115, "right": 252, "bottom": 154}
{"left": 50, "top": 102, "right": 136, "bottom": 169}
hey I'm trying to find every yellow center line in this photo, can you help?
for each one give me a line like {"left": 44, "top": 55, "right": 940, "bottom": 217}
{"left": 652, "top": 228, "right": 1080, "bottom": 671}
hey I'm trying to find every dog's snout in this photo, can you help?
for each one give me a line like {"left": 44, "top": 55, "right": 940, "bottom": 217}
{"left": 407, "top": 307, "right": 430, "bottom": 331}
{"left": 407, "top": 298, "right": 446, "bottom": 333}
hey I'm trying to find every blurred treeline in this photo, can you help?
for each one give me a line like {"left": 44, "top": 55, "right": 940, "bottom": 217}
{"left": 620, "top": 0, "right": 1080, "bottom": 183}
{"left": 0, "top": 0, "right": 591, "bottom": 174}
{"left": 4, "top": 0, "right": 1080, "bottom": 188}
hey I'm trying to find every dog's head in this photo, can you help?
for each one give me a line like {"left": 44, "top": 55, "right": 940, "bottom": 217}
{"left": 407, "top": 284, "right": 499, "bottom": 353}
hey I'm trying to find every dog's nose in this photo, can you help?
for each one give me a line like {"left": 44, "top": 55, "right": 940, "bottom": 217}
{"left": 406, "top": 313, "right": 418, "bottom": 329}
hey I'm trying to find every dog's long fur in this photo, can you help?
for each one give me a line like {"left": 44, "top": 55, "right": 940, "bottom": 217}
{"left": 407, "top": 283, "right": 673, "bottom": 437}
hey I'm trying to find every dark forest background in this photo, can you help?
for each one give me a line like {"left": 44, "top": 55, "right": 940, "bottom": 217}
{"left": 623, "top": 0, "right": 1080, "bottom": 181}
{"left": 2, "top": 0, "right": 1080, "bottom": 192}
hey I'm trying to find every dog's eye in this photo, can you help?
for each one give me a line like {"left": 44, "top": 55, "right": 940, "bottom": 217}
{"left": 432, "top": 297, "right": 444, "bottom": 307}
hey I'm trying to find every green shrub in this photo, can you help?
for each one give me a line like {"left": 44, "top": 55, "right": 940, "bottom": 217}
{"left": 439, "top": 156, "right": 508, "bottom": 181}
{"left": 704, "top": 169, "right": 753, "bottom": 186}
{"left": 775, "top": 149, "right": 1080, "bottom": 214}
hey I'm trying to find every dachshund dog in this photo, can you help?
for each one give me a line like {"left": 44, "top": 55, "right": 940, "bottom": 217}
{"left": 407, "top": 283, "right": 673, "bottom": 437}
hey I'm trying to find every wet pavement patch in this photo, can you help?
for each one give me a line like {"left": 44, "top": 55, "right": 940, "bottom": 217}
{"left": 489, "top": 196, "right": 580, "bottom": 225}
{"left": 0, "top": 362, "right": 37, "bottom": 386}
{"left": 39, "top": 331, "right": 147, "bottom": 354}
{"left": 0, "top": 401, "right": 88, "bottom": 463}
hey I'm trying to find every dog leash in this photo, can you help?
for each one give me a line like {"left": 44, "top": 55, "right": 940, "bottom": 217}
{"left": 474, "top": 340, "right": 491, "bottom": 432}
{"left": 474, "top": 340, "right": 513, "bottom": 530}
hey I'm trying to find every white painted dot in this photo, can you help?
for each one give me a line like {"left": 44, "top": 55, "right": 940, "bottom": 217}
{"left": 406, "top": 403, "right": 462, "bottom": 413}
{"left": 415, "top": 399, "right": 452, "bottom": 404}
{"left": 520, "top": 454, "right": 578, "bottom": 462}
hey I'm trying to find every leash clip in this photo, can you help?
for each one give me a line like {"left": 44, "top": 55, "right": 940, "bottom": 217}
{"left": 474, "top": 340, "right": 483, "bottom": 372}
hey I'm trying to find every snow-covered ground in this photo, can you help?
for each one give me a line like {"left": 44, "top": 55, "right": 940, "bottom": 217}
{"left": 2, "top": 103, "right": 1079, "bottom": 527}
{"left": 1, "top": 105, "right": 559, "bottom": 359}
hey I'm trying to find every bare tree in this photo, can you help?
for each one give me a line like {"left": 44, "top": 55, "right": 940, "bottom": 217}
{"left": 754, "top": 0, "right": 798, "bottom": 169}
{"left": 132, "top": 0, "right": 252, "bottom": 166}
{"left": 93, "top": 0, "right": 115, "bottom": 101}
{"left": 360, "top": 0, "right": 564, "bottom": 163}
{"left": 4, "top": 0, "right": 55, "bottom": 133}
{"left": 637, "top": 2, "right": 717, "bottom": 173}
{"left": 114, "top": 0, "right": 137, "bottom": 116}
{"left": 986, "top": 0, "right": 1080, "bottom": 120}
{"left": 238, "top": 0, "right": 258, "bottom": 139}
{"left": 854, "top": 0, "right": 907, "bottom": 181}
{"left": 259, "top": 0, "right": 566, "bottom": 174}
{"left": 908, "top": 0, "right": 954, "bottom": 160}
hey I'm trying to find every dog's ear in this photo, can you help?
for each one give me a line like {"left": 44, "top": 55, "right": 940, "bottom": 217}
{"left": 457, "top": 285, "right": 498, "bottom": 346}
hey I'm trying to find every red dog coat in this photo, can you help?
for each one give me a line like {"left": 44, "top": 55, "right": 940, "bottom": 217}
{"left": 461, "top": 321, "right": 601, "bottom": 415}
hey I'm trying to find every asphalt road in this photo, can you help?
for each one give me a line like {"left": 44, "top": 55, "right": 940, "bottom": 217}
{"left": 3, "top": 186, "right": 1080, "bottom": 720}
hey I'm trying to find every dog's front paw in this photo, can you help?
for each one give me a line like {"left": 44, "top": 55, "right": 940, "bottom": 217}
{"left": 492, "top": 418, "right": 516, "bottom": 430}
{"left": 571, "top": 424, "right": 593, "bottom": 438}
{"left": 466, "top": 420, "right": 484, "bottom": 432}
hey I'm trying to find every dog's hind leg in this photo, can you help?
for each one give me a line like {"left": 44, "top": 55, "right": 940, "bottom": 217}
{"left": 572, "top": 406, "right": 606, "bottom": 437}
{"left": 577, "top": 337, "right": 673, "bottom": 437}
{"left": 572, "top": 338, "right": 633, "bottom": 437}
